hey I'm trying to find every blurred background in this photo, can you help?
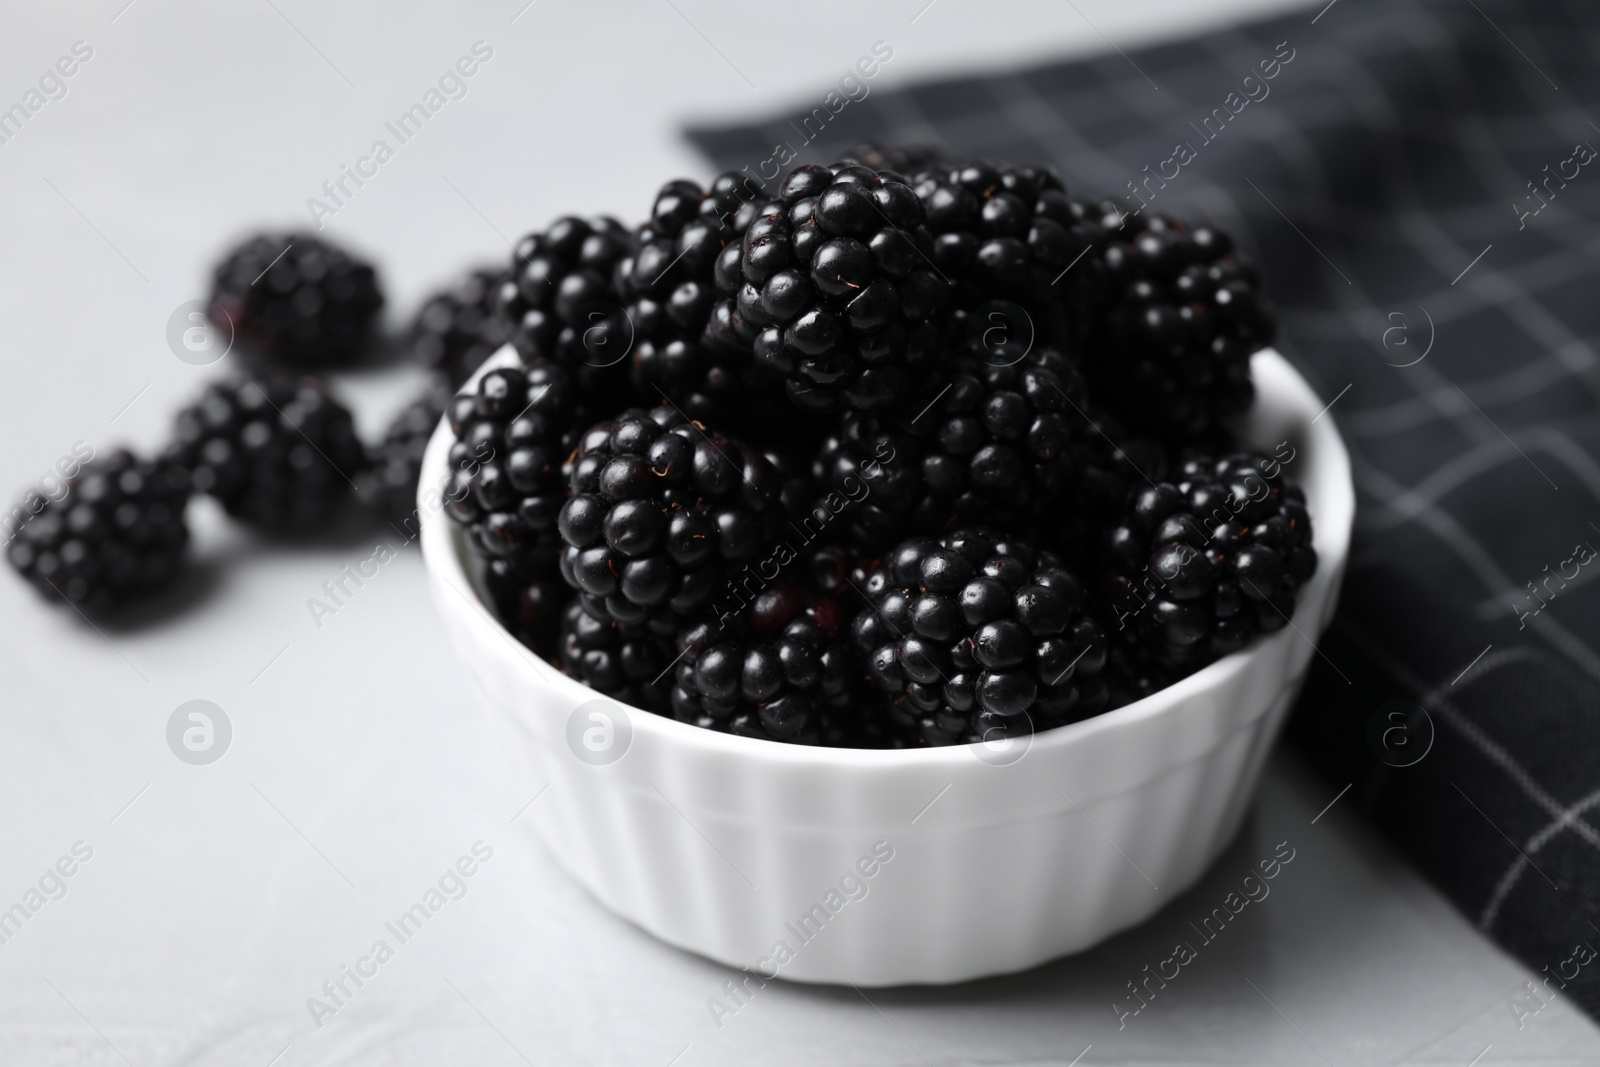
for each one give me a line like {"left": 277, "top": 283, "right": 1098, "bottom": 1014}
{"left": 3, "top": 0, "right": 1600, "bottom": 1063}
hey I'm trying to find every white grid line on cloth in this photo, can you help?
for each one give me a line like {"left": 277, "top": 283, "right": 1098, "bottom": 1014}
{"left": 1305, "top": 35, "right": 1579, "bottom": 452}
{"left": 1358, "top": 428, "right": 1600, "bottom": 534}
{"left": 1334, "top": 620, "right": 1600, "bottom": 855}
{"left": 1355, "top": 455, "right": 1600, "bottom": 688}
{"left": 1482, "top": 779, "right": 1600, "bottom": 930}
{"left": 1342, "top": 352, "right": 1580, "bottom": 440}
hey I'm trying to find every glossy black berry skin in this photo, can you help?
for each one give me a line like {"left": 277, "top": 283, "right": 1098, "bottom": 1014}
{"left": 1102, "top": 452, "right": 1316, "bottom": 695}
{"left": 357, "top": 380, "right": 450, "bottom": 530}
{"left": 208, "top": 233, "right": 383, "bottom": 368}
{"left": 814, "top": 348, "right": 1106, "bottom": 552}
{"left": 668, "top": 589, "right": 873, "bottom": 745}
{"left": 6, "top": 449, "right": 190, "bottom": 613}
{"left": 556, "top": 409, "right": 789, "bottom": 633}
{"left": 1053, "top": 201, "right": 1275, "bottom": 440}
{"left": 442, "top": 360, "right": 587, "bottom": 593}
{"left": 412, "top": 267, "right": 511, "bottom": 387}
{"left": 496, "top": 216, "right": 637, "bottom": 399}
{"left": 852, "top": 529, "right": 1109, "bottom": 746}
{"left": 910, "top": 159, "right": 1078, "bottom": 348}
{"left": 710, "top": 161, "right": 947, "bottom": 414}
{"left": 168, "top": 377, "right": 365, "bottom": 534}
{"left": 559, "top": 599, "right": 673, "bottom": 713}
{"left": 618, "top": 173, "right": 782, "bottom": 425}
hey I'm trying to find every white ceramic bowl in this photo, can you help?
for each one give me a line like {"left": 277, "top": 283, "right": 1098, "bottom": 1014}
{"left": 421, "top": 347, "right": 1353, "bottom": 986}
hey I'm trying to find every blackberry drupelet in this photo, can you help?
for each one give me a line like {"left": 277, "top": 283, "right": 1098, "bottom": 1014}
{"left": 1056, "top": 204, "right": 1275, "bottom": 440}
{"left": 558, "top": 600, "right": 673, "bottom": 713}
{"left": 357, "top": 380, "right": 450, "bottom": 530}
{"left": 168, "top": 377, "right": 365, "bottom": 534}
{"left": 442, "top": 361, "right": 586, "bottom": 615}
{"left": 6, "top": 450, "right": 190, "bottom": 613}
{"left": 1102, "top": 451, "right": 1315, "bottom": 691}
{"left": 813, "top": 347, "right": 1103, "bottom": 553}
{"left": 852, "top": 529, "right": 1109, "bottom": 747}
{"left": 496, "top": 216, "right": 637, "bottom": 399}
{"left": 208, "top": 233, "right": 383, "bottom": 368}
{"left": 411, "top": 267, "right": 511, "bottom": 387}
{"left": 556, "top": 408, "right": 788, "bottom": 634}
{"left": 618, "top": 172, "right": 791, "bottom": 429}
{"left": 847, "top": 142, "right": 958, "bottom": 175}
{"left": 709, "top": 160, "right": 947, "bottom": 414}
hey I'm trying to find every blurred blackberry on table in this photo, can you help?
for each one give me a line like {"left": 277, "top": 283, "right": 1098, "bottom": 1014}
{"left": 556, "top": 408, "right": 789, "bottom": 635}
{"left": 1102, "top": 451, "right": 1315, "bottom": 696}
{"left": 1053, "top": 203, "right": 1275, "bottom": 440}
{"left": 847, "top": 141, "right": 959, "bottom": 175}
{"left": 852, "top": 528, "right": 1109, "bottom": 747}
{"left": 357, "top": 381, "right": 451, "bottom": 530}
{"left": 709, "top": 160, "right": 947, "bottom": 414}
{"left": 411, "top": 266, "right": 511, "bottom": 387}
{"left": 208, "top": 233, "right": 383, "bottom": 368}
{"left": 496, "top": 216, "right": 637, "bottom": 399}
{"left": 442, "top": 361, "right": 586, "bottom": 639}
{"left": 667, "top": 583, "right": 873, "bottom": 745}
{"left": 6, "top": 450, "right": 190, "bottom": 613}
{"left": 558, "top": 600, "right": 673, "bottom": 713}
{"left": 168, "top": 377, "right": 365, "bottom": 534}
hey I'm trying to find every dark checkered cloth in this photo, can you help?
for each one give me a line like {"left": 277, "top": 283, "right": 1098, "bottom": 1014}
{"left": 689, "top": 0, "right": 1600, "bottom": 1020}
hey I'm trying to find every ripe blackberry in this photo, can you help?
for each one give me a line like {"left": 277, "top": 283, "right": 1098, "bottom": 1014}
{"left": 709, "top": 161, "right": 947, "bottom": 414}
{"left": 668, "top": 585, "right": 867, "bottom": 745}
{"left": 556, "top": 409, "right": 788, "bottom": 634}
{"left": 620, "top": 173, "right": 792, "bottom": 429}
{"left": 411, "top": 267, "right": 511, "bottom": 387}
{"left": 1103, "top": 452, "right": 1316, "bottom": 687}
{"left": 558, "top": 600, "right": 673, "bottom": 713}
{"left": 1054, "top": 203, "right": 1275, "bottom": 439}
{"left": 6, "top": 450, "right": 190, "bottom": 613}
{"left": 357, "top": 381, "right": 449, "bottom": 530}
{"left": 852, "top": 529, "right": 1109, "bottom": 746}
{"left": 208, "top": 233, "right": 383, "bottom": 367}
{"left": 814, "top": 347, "right": 1103, "bottom": 552}
{"left": 442, "top": 361, "right": 586, "bottom": 593}
{"left": 168, "top": 378, "right": 365, "bottom": 534}
{"left": 496, "top": 216, "right": 636, "bottom": 398}
{"left": 912, "top": 159, "right": 1079, "bottom": 346}
{"left": 847, "top": 142, "right": 958, "bottom": 175}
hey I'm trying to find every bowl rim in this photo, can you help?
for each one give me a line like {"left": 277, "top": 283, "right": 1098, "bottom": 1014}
{"left": 420, "top": 346, "right": 1354, "bottom": 771}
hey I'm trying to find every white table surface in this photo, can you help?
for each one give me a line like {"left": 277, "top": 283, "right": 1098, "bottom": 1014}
{"left": 2, "top": 0, "right": 1598, "bottom": 1062}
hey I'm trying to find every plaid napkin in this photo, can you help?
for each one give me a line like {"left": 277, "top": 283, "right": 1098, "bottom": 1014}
{"left": 688, "top": 0, "right": 1600, "bottom": 1021}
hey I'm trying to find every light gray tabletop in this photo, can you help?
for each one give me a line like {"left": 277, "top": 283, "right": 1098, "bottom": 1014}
{"left": 2, "top": 0, "right": 1598, "bottom": 1062}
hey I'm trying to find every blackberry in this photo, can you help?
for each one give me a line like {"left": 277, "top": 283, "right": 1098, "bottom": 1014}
{"left": 411, "top": 267, "right": 511, "bottom": 387}
{"left": 6, "top": 450, "right": 190, "bottom": 613}
{"left": 1103, "top": 452, "right": 1316, "bottom": 689}
{"left": 357, "top": 381, "right": 449, "bottom": 530}
{"left": 556, "top": 409, "right": 788, "bottom": 634}
{"left": 1059, "top": 204, "right": 1275, "bottom": 439}
{"left": 496, "top": 216, "right": 636, "bottom": 399}
{"left": 442, "top": 361, "right": 586, "bottom": 600}
{"left": 852, "top": 529, "right": 1109, "bottom": 747}
{"left": 168, "top": 378, "right": 365, "bottom": 534}
{"left": 847, "top": 142, "right": 958, "bottom": 175}
{"left": 814, "top": 348, "right": 1103, "bottom": 552}
{"left": 558, "top": 600, "right": 673, "bottom": 713}
{"left": 668, "top": 584, "right": 866, "bottom": 745}
{"left": 710, "top": 161, "right": 947, "bottom": 414}
{"left": 912, "top": 159, "right": 1080, "bottom": 347}
{"left": 207, "top": 233, "right": 383, "bottom": 367}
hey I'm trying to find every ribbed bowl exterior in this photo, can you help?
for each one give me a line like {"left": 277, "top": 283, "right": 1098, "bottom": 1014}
{"left": 420, "top": 348, "right": 1353, "bottom": 986}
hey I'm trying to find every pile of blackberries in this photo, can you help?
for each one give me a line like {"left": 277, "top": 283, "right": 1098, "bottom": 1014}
{"left": 7, "top": 147, "right": 1312, "bottom": 751}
